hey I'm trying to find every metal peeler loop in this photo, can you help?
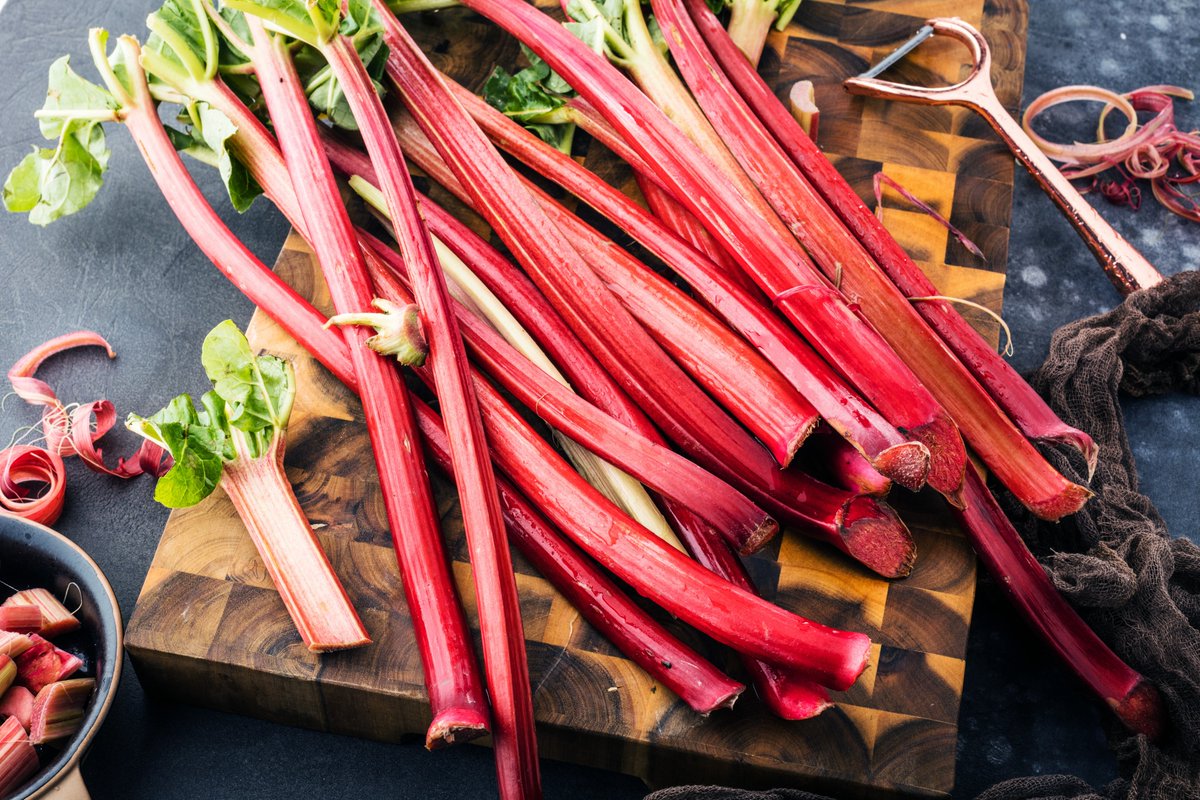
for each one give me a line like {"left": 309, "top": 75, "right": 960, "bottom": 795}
{"left": 842, "top": 17, "right": 1164, "bottom": 296}
{"left": 843, "top": 18, "right": 995, "bottom": 111}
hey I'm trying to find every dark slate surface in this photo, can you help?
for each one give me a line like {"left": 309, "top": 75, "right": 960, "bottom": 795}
{"left": 0, "top": 0, "right": 1196, "bottom": 797}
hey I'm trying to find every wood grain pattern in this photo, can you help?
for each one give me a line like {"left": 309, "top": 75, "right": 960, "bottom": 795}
{"left": 126, "top": 0, "right": 1028, "bottom": 796}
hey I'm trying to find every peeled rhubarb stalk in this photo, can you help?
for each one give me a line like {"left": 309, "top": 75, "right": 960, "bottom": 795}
{"left": 0, "top": 715, "right": 38, "bottom": 796}
{"left": 0, "top": 686, "right": 34, "bottom": 731}
{"left": 14, "top": 636, "right": 80, "bottom": 694}
{"left": 0, "top": 607, "right": 43, "bottom": 636}
{"left": 2, "top": 589, "right": 81, "bottom": 638}
{"left": 0, "top": 632, "right": 31, "bottom": 660}
{"left": 29, "top": 678, "right": 94, "bottom": 745}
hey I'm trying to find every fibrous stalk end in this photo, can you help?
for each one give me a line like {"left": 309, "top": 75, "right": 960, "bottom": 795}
{"left": 839, "top": 496, "right": 916, "bottom": 579}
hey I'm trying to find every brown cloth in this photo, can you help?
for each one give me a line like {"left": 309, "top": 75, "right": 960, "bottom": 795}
{"left": 646, "top": 270, "right": 1200, "bottom": 800}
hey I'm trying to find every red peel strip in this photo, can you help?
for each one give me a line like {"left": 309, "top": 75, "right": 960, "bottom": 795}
{"left": 6, "top": 333, "right": 170, "bottom": 479}
{"left": 1024, "top": 84, "right": 1200, "bottom": 223}
{"left": 873, "top": 172, "right": 987, "bottom": 262}
{"left": 0, "top": 446, "right": 67, "bottom": 525}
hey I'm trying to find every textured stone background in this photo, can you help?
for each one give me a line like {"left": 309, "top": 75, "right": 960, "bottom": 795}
{"left": 0, "top": 0, "right": 1196, "bottom": 797}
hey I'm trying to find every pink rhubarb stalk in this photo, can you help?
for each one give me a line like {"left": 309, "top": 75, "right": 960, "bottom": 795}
{"left": 454, "top": 0, "right": 967, "bottom": 499}
{"left": 656, "top": 0, "right": 1089, "bottom": 520}
{"left": 684, "top": 0, "right": 1099, "bottom": 475}
{"left": 0, "top": 715, "right": 38, "bottom": 796}
{"left": 111, "top": 35, "right": 485, "bottom": 743}
{"left": 956, "top": 467, "right": 1163, "bottom": 738}
{"left": 2, "top": 589, "right": 81, "bottom": 639}
{"left": 300, "top": 19, "right": 538, "bottom": 791}
{"left": 412, "top": 395, "right": 745, "bottom": 714}
{"left": 437, "top": 68, "right": 931, "bottom": 491}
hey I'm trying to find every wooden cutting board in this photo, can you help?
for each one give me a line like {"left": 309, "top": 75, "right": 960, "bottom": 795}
{"left": 126, "top": 0, "right": 1028, "bottom": 796}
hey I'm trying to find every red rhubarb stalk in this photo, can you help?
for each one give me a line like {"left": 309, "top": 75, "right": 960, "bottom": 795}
{"left": 350, "top": 128, "right": 818, "bottom": 468}
{"left": 804, "top": 432, "right": 893, "bottom": 498}
{"left": 437, "top": 64, "right": 931, "bottom": 491}
{"left": 356, "top": 232, "right": 778, "bottom": 555}
{"left": 105, "top": 33, "right": 485, "bottom": 743}
{"left": 456, "top": 0, "right": 967, "bottom": 499}
{"left": 124, "top": 317, "right": 373, "bottom": 653}
{"left": 684, "top": 0, "right": 1099, "bottom": 475}
{"left": 28, "top": 678, "right": 94, "bottom": 745}
{"left": 660, "top": 503, "right": 833, "bottom": 719}
{"left": 233, "top": 17, "right": 493, "bottom": 746}
{"left": 412, "top": 396, "right": 745, "bottom": 714}
{"left": 653, "top": 0, "right": 1089, "bottom": 520}
{"left": 956, "top": 467, "right": 1163, "bottom": 738}
{"left": 262, "top": 11, "right": 539, "bottom": 789}
{"left": 0, "top": 607, "right": 44, "bottom": 636}
{"left": 375, "top": 9, "right": 848, "bottom": 535}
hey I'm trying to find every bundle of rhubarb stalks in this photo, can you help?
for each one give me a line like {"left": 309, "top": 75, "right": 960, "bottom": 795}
{"left": 2, "top": 0, "right": 1166, "bottom": 796}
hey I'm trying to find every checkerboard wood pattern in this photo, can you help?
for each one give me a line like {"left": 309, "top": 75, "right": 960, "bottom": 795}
{"left": 126, "top": 0, "right": 1027, "bottom": 796}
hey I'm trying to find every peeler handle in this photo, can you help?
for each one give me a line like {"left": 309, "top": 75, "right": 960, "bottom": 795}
{"left": 844, "top": 18, "right": 1163, "bottom": 296}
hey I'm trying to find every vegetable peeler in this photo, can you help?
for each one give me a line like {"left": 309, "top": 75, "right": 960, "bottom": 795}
{"left": 843, "top": 17, "right": 1164, "bottom": 296}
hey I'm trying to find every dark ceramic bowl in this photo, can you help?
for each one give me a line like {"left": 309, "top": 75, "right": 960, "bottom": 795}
{"left": 0, "top": 515, "right": 122, "bottom": 800}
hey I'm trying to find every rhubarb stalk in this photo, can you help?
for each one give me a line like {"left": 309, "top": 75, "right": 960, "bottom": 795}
{"left": 225, "top": 4, "right": 539, "bottom": 789}
{"left": 650, "top": 0, "right": 1089, "bottom": 519}
{"left": 435, "top": 50, "right": 932, "bottom": 492}
{"left": 684, "top": 0, "right": 1099, "bottom": 475}
{"left": 456, "top": 0, "right": 967, "bottom": 500}
{"left": 411, "top": 395, "right": 745, "bottom": 714}
{"left": 127, "top": 320, "right": 371, "bottom": 653}
{"left": 956, "top": 467, "right": 1163, "bottom": 738}
{"left": 234, "top": 11, "right": 499, "bottom": 748}
{"left": 0, "top": 716, "right": 38, "bottom": 796}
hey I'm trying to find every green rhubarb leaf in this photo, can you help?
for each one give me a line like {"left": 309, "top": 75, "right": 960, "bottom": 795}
{"left": 224, "top": 0, "right": 339, "bottom": 46}
{"left": 483, "top": 47, "right": 577, "bottom": 152}
{"left": 3, "top": 57, "right": 117, "bottom": 225}
{"left": 127, "top": 394, "right": 229, "bottom": 508}
{"left": 200, "top": 320, "right": 295, "bottom": 446}
{"left": 169, "top": 102, "right": 262, "bottom": 211}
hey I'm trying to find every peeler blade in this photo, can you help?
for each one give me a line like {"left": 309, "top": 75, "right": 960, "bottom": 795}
{"left": 857, "top": 24, "right": 934, "bottom": 80}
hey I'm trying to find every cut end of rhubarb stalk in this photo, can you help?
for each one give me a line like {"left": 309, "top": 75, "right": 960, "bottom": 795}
{"left": 1039, "top": 429, "right": 1101, "bottom": 483}
{"left": 1025, "top": 480, "right": 1094, "bottom": 522}
{"left": 734, "top": 516, "right": 782, "bottom": 556}
{"left": 696, "top": 682, "right": 745, "bottom": 716}
{"left": 826, "top": 631, "right": 874, "bottom": 693}
{"left": 1112, "top": 679, "right": 1166, "bottom": 740}
{"left": 870, "top": 440, "right": 931, "bottom": 492}
{"left": 425, "top": 709, "right": 491, "bottom": 750}
{"left": 910, "top": 414, "right": 967, "bottom": 507}
{"left": 838, "top": 496, "right": 917, "bottom": 579}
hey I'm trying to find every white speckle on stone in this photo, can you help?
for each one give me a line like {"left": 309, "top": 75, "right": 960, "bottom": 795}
{"left": 1180, "top": 242, "right": 1200, "bottom": 265}
{"left": 1022, "top": 265, "right": 1048, "bottom": 288}
{"left": 986, "top": 737, "right": 1014, "bottom": 765}
{"left": 1149, "top": 14, "right": 1171, "bottom": 31}
{"left": 1140, "top": 227, "right": 1164, "bottom": 248}
{"left": 1120, "top": 32, "right": 1127, "bottom": 40}
{"left": 1098, "top": 57, "right": 1121, "bottom": 77}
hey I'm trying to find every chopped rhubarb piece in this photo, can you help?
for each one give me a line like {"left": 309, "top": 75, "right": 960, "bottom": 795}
{"left": 0, "top": 715, "right": 38, "bottom": 796}
{"left": 0, "top": 607, "right": 42, "bottom": 636}
{"left": 3, "top": 588, "right": 81, "bottom": 638}
{"left": 0, "top": 656, "right": 14, "bottom": 697}
{"left": 29, "top": 678, "right": 94, "bottom": 745}
{"left": 14, "top": 636, "right": 78, "bottom": 694}
{"left": 0, "top": 632, "right": 31, "bottom": 660}
{"left": 0, "top": 687, "right": 34, "bottom": 731}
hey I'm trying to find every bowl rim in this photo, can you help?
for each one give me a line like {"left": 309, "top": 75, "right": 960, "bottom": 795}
{"left": 1, "top": 515, "right": 124, "bottom": 800}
